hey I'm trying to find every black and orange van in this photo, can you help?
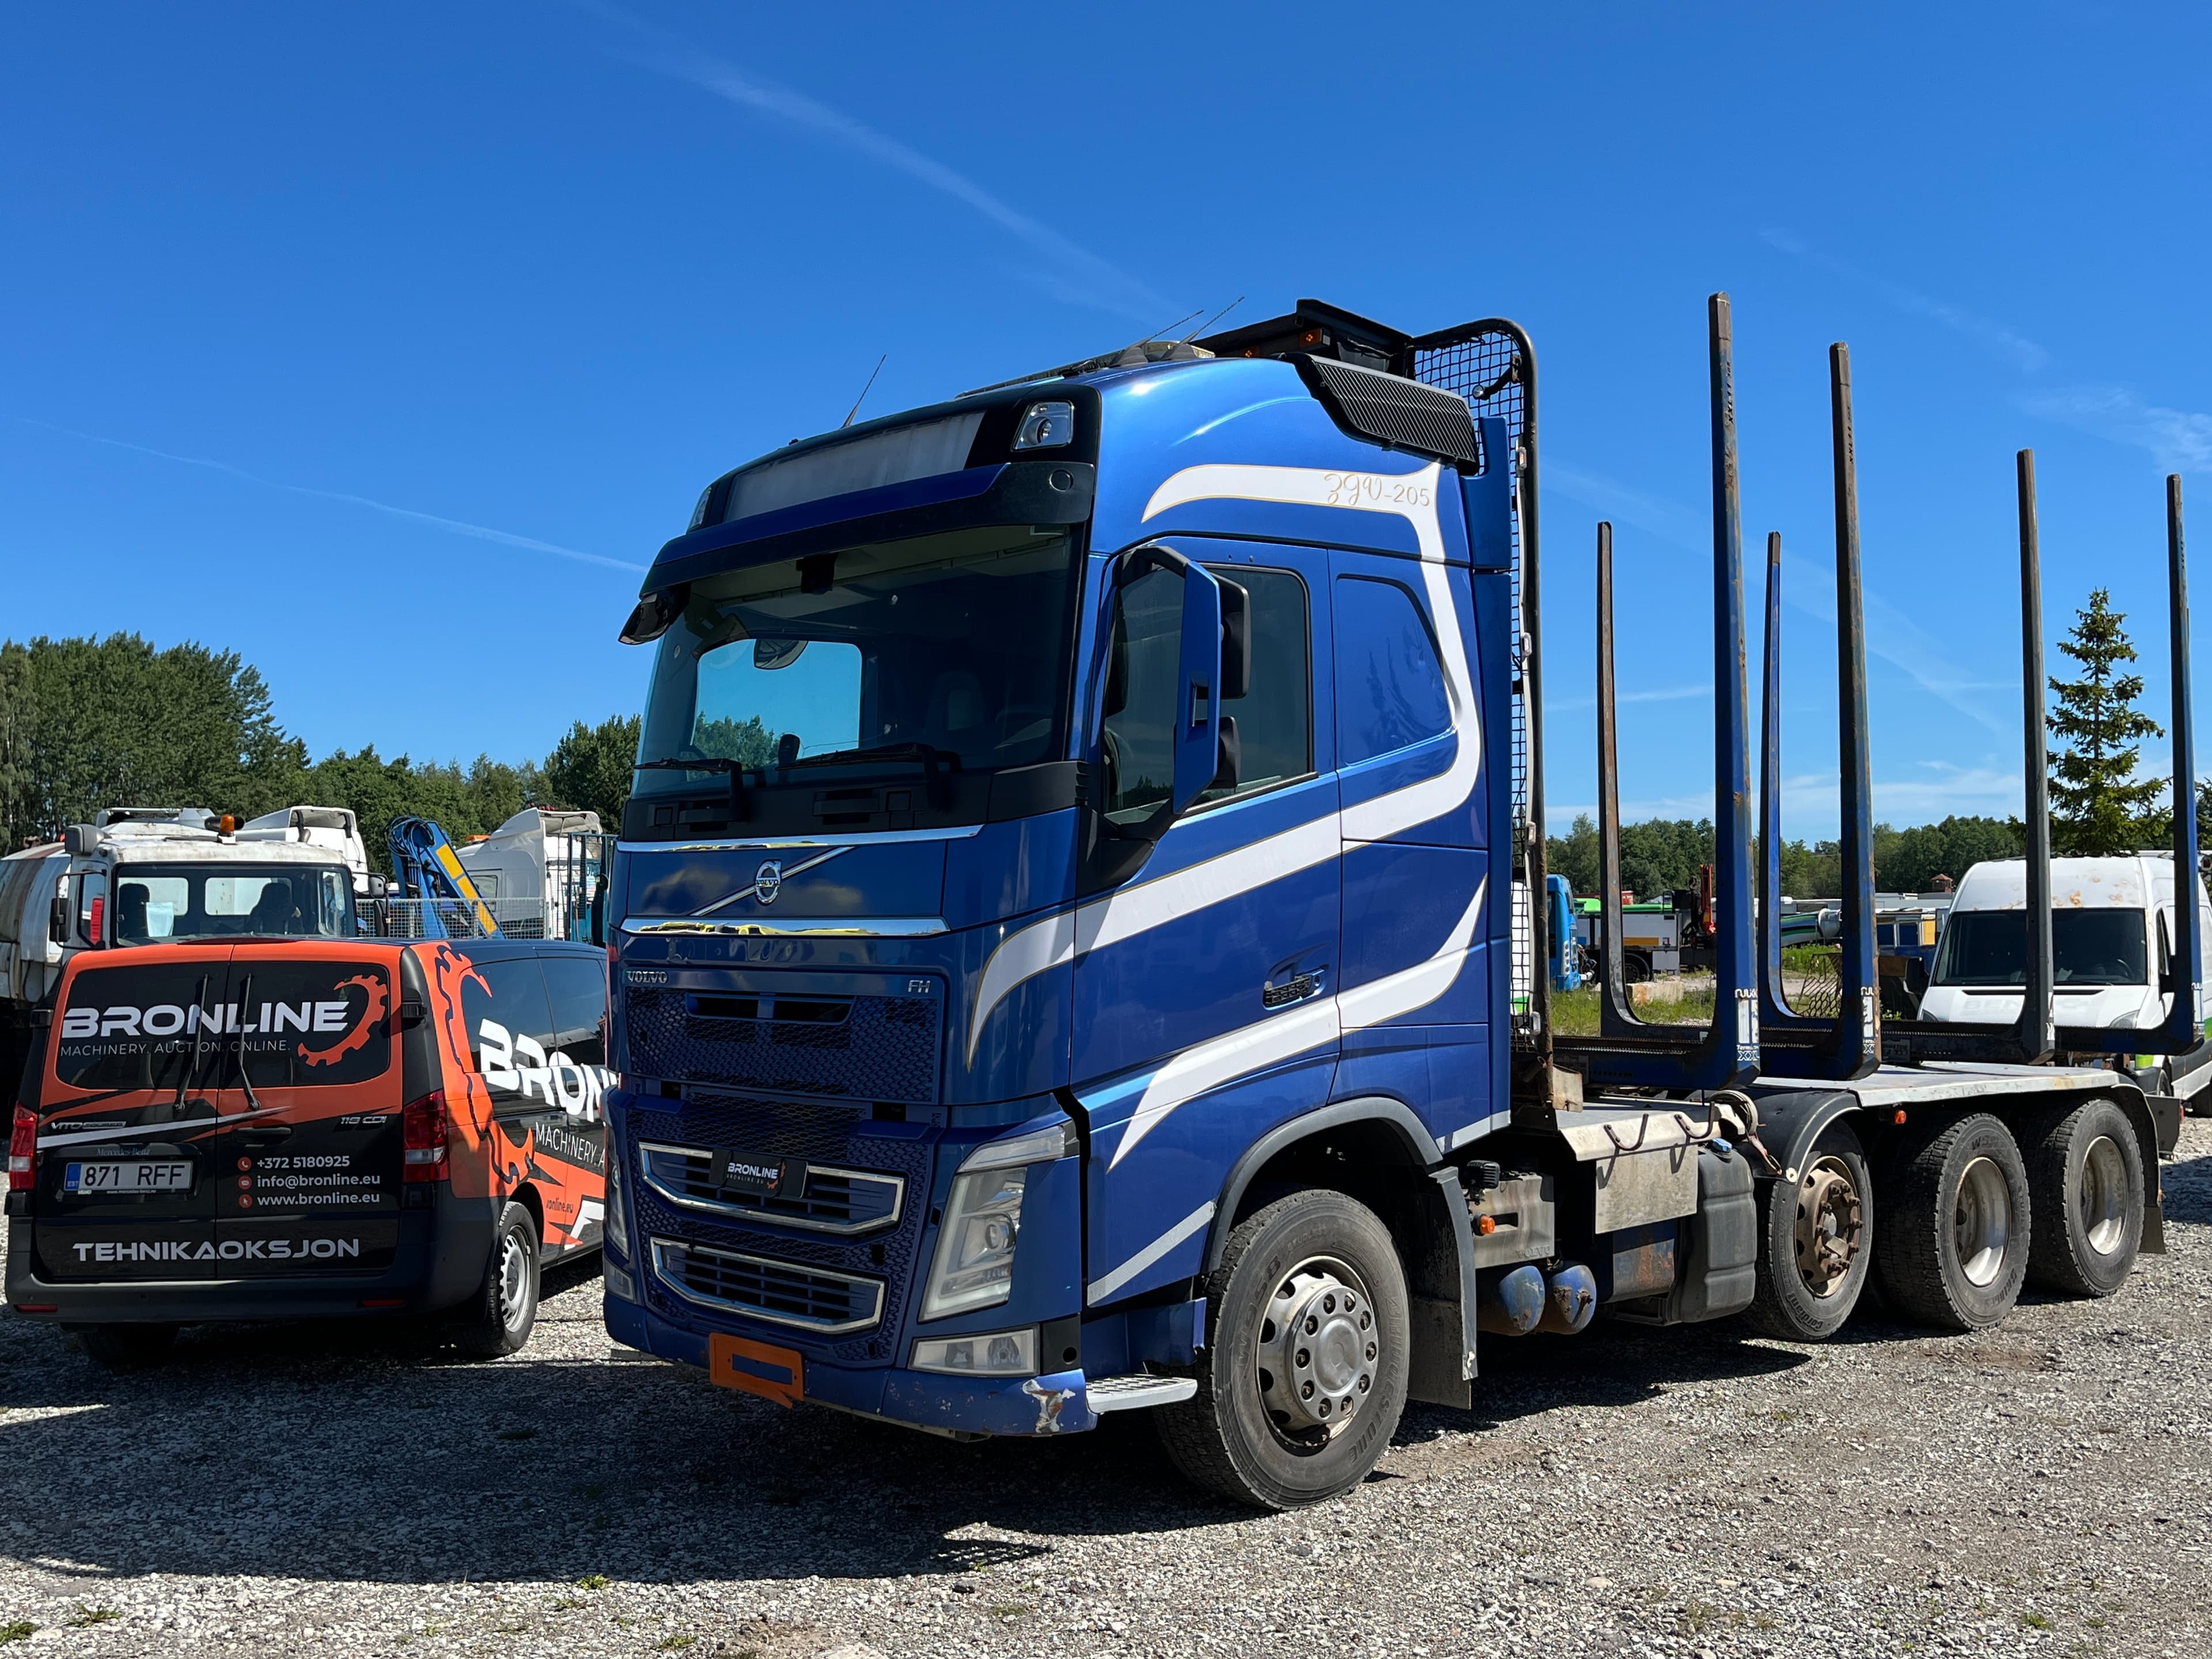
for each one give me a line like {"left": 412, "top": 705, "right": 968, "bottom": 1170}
{"left": 5, "top": 935, "right": 608, "bottom": 1366}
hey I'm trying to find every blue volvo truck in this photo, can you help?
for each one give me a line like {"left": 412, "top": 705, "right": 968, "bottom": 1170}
{"left": 597, "top": 297, "right": 2188, "bottom": 1508}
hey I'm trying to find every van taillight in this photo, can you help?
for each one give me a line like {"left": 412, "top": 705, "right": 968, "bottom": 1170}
{"left": 9, "top": 1106, "right": 36, "bottom": 1192}
{"left": 402, "top": 1089, "right": 448, "bottom": 1183}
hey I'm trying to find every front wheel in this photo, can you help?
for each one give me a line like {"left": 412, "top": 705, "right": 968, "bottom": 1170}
{"left": 1155, "top": 1190, "right": 1410, "bottom": 1510}
{"left": 449, "top": 1202, "right": 542, "bottom": 1358}
{"left": 1745, "top": 1120, "right": 1872, "bottom": 1342}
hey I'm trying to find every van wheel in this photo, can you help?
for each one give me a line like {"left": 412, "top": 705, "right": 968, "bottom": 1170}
{"left": 70, "top": 1324, "right": 178, "bottom": 1369}
{"left": 1745, "top": 1120, "right": 1872, "bottom": 1342}
{"left": 1154, "top": 1190, "right": 1408, "bottom": 1510}
{"left": 2022, "top": 1097, "right": 2143, "bottom": 1297}
{"left": 1874, "top": 1114, "right": 2031, "bottom": 1331}
{"left": 450, "top": 1203, "right": 541, "bottom": 1358}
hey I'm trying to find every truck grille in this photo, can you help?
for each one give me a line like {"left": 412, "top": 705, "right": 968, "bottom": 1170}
{"left": 624, "top": 987, "right": 941, "bottom": 1104}
{"left": 636, "top": 1142, "right": 903, "bottom": 1235}
{"left": 650, "top": 1237, "right": 884, "bottom": 1335}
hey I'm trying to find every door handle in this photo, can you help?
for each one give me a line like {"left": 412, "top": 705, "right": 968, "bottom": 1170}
{"left": 1262, "top": 969, "right": 1326, "bottom": 1010}
{"left": 233, "top": 1126, "right": 293, "bottom": 1147}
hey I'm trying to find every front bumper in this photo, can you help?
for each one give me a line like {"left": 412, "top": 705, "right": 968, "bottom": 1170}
{"left": 605, "top": 1283, "right": 1100, "bottom": 1437}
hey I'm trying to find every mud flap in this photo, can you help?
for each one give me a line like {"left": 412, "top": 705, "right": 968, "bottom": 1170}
{"left": 1404, "top": 1166, "right": 1478, "bottom": 1408}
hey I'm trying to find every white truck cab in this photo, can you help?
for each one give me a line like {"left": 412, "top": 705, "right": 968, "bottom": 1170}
{"left": 1921, "top": 854, "right": 2212, "bottom": 1047}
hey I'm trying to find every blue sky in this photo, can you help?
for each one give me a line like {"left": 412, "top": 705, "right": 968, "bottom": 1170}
{"left": 3, "top": 4, "right": 2206, "bottom": 839}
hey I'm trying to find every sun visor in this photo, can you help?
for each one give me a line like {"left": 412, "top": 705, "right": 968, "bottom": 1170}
{"left": 717, "top": 412, "right": 986, "bottom": 527}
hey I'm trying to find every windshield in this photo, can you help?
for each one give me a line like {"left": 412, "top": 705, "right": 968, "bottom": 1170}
{"left": 112, "top": 864, "right": 355, "bottom": 944}
{"left": 634, "top": 525, "right": 1078, "bottom": 796}
{"left": 1933, "top": 907, "right": 2150, "bottom": 988}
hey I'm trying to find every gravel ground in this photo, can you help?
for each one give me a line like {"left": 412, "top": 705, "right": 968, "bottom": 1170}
{"left": 1, "top": 1122, "right": 2207, "bottom": 1659}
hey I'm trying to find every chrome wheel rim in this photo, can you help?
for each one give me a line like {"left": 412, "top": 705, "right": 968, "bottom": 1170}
{"left": 1255, "top": 1255, "right": 1377, "bottom": 1442}
{"left": 1793, "top": 1154, "right": 1864, "bottom": 1298}
{"left": 2078, "top": 1135, "right": 2129, "bottom": 1256}
{"left": 1953, "top": 1156, "right": 2012, "bottom": 1287}
{"left": 499, "top": 1232, "right": 533, "bottom": 1332}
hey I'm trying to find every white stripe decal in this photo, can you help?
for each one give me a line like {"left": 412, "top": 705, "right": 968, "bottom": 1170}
{"left": 1107, "top": 877, "right": 1486, "bottom": 1170}
{"left": 968, "top": 457, "right": 1485, "bottom": 1063}
{"left": 37, "top": 1106, "right": 286, "bottom": 1151}
{"left": 1088, "top": 1200, "right": 1216, "bottom": 1304}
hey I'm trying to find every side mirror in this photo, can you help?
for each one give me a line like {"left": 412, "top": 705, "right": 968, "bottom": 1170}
{"left": 1100, "top": 544, "right": 1225, "bottom": 842}
{"left": 49, "top": 892, "right": 69, "bottom": 946}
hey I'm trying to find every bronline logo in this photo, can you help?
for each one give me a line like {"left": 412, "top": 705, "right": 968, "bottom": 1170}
{"left": 476, "top": 1019, "right": 612, "bottom": 1122}
{"left": 60, "top": 1001, "right": 353, "bottom": 1040}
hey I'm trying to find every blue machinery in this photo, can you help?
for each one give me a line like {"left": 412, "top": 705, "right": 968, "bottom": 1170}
{"left": 385, "top": 815, "right": 501, "bottom": 939}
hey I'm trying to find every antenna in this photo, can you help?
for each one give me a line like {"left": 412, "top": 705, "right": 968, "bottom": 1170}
{"left": 1110, "top": 309, "right": 1203, "bottom": 365}
{"left": 841, "top": 355, "right": 887, "bottom": 429}
{"left": 1182, "top": 296, "right": 1245, "bottom": 342}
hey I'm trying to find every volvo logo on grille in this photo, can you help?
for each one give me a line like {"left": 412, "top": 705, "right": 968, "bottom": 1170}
{"left": 754, "top": 859, "right": 784, "bottom": 904}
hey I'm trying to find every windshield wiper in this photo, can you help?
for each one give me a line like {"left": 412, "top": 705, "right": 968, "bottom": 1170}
{"left": 785, "top": 741, "right": 962, "bottom": 772}
{"left": 176, "top": 973, "right": 209, "bottom": 1108}
{"left": 232, "top": 972, "right": 262, "bottom": 1113}
{"left": 636, "top": 756, "right": 752, "bottom": 823}
{"left": 786, "top": 742, "right": 963, "bottom": 806}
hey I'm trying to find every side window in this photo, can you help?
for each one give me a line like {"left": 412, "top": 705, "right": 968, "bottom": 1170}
{"left": 1099, "top": 566, "right": 1183, "bottom": 823}
{"left": 541, "top": 953, "right": 608, "bottom": 1067}
{"left": 458, "top": 956, "right": 555, "bottom": 1113}
{"left": 1335, "top": 575, "right": 1451, "bottom": 766}
{"left": 1198, "top": 566, "right": 1311, "bottom": 806}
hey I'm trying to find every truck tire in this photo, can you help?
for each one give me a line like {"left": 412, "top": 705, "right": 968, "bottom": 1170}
{"left": 449, "top": 1202, "right": 541, "bottom": 1358}
{"left": 1874, "top": 1114, "right": 2031, "bottom": 1331}
{"left": 1155, "top": 1190, "right": 1409, "bottom": 1510}
{"left": 1745, "top": 1120, "right": 1872, "bottom": 1342}
{"left": 69, "top": 1323, "right": 178, "bottom": 1370}
{"left": 2021, "top": 1097, "right": 2143, "bottom": 1298}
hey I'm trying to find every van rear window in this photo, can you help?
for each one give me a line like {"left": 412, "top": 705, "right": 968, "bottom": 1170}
{"left": 54, "top": 960, "right": 393, "bottom": 1092}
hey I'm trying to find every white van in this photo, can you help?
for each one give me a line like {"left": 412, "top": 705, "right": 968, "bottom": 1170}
{"left": 1921, "top": 854, "right": 2211, "bottom": 1134}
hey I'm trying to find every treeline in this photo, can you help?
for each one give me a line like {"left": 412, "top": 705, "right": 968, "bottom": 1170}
{"left": 0, "top": 634, "right": 639, "bottom": 870}
{"left": 1546, "top": 813, "right": 2029, "bottom": 900}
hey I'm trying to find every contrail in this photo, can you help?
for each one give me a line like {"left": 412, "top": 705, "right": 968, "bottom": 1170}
{"left": 1759, "top": 228, "right": 2050, "bottom": 374}
{"left": 579, "top": 2, "right": 1167, "bottom": 322}
{"left": 1543, "top": 463, "right": 2009, "bottom": 737}
{"left": 6, "top": 415, "right": 643, "bottom": 574}
{"left": 2023, "top": 385, "right": 2212, "bottom": 475}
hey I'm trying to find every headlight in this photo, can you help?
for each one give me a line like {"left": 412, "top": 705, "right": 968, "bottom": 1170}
{"left": 911, "top": 1327, "right": 1036, "bottom": 1376}
{"left": 604, "top": 1134, "right": 630, "bottom": 1262}
{"left": 916, "top": 1118, "right": 1074, "bottom": 1323}
{"left": 919, "top": 1166, "right": 1028, "bottom": 1320}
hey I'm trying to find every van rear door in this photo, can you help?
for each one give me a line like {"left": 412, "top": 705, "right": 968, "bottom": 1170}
{"left": 34, "top": 951, "right": 234, "bottom": 1282}
{"left": 209, "top": 948, "right": 403, "bottom": 1276}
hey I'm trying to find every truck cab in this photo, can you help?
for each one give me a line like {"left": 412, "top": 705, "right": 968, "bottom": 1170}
{"left": 601, "top": 305, "right": 1513, "bottom": 1497}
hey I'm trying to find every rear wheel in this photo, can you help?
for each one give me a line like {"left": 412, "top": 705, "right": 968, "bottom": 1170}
{"left": 70, "top": 1323, "right": 178, "bottom": 1369}
{"left": 1874, "top": 1114, "right": 2031, "bottom": 1331}
{"left": 2022, "top": 1097, "right": 2143, "bottom": 1297}
{"left": 449, "top": 1202, "right": 541, "bottom": 1358}
{"left": 1745, "top": 1120, "right": 1872, "bottom": 1342}
{"left": 1155, "top": 1190, "right": 1409, "bottom": 1510}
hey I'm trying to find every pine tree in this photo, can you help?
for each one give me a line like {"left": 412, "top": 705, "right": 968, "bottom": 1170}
{"left": 2047, "top": 589, "right": 2166, "bottom": 855}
